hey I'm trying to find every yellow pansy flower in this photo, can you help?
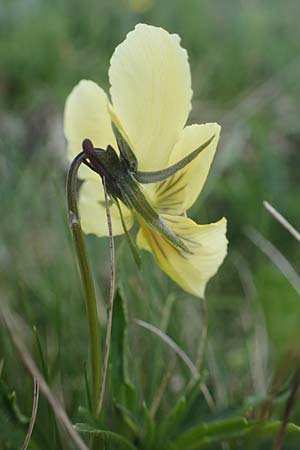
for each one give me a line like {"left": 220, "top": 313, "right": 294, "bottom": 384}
{"left": 64, "top": 24, "right": 228, "bottom": 298}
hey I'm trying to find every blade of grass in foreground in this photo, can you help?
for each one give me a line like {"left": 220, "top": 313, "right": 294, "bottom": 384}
{"left": 1, "top": 308, "right": 89, "bottom": 450}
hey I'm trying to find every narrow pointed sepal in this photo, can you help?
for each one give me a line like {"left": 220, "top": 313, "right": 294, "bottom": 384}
{"left": 118, "top": 175, "right": 193, "bottom": 254}
{"left": 111, "top": 122, "right": 138, "bottom": 171}
{"left": 113, "top": 197, "right": 142, "bottom": 269}
{"left": 135, "top": 135, "right": 215, "bottom": 184}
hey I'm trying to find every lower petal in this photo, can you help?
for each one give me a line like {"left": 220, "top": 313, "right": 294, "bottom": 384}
{"left": 137, "top": 214, "right": 228, "bottom": 298}
{"left": 79, "top": 179, "right": 134, "bottom": 237}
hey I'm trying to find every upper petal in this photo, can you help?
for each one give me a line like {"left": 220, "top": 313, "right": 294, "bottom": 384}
{"left": 152, "top": 123, "right": 221, "bottom": 214}
{"left": 109, "top": 24, "right": 192, "bottom": 171}
{"left": 137, "top": 214, "right": 227, "bottom": 298}
{"left": 79, "top": 179, "right": 134, "bottom": 237}
{"left": 64, "top": 80, "right": 117, "bottom": 179}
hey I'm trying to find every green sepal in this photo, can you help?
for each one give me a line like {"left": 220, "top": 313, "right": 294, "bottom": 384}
{"left": 82, "top": 128, "right": 197, "bottom": 255}
{"left": 113, "top": 197, "right": 142, "bottom": 270}
{"left": 135, "top": 135, "right": 215, "bottom": 184}
{"left": 119, "top": 174, "right": 192, "bottom": 254}
{"left": 112, "top": 122, "right": 138, "bottom": 171}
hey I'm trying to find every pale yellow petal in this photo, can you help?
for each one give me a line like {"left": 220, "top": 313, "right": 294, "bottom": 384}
{"left": 64, "top": 80, "right": 117, "bottom": 179}
{"left": 152, "top": 123, "right": 221, "bottom": 214}
{"left": 79, "top": 179, "right": 134, "bottom": 237}
{"left": 137, "top": 214, "right": 227, "bottom": 298}
{"left": 109, "top": 23, "right": 192, "bottom": 171}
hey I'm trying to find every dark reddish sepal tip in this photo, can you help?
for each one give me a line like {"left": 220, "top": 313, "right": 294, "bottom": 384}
{"left": 82, "top": 138, "right": 94, "bottom": 154}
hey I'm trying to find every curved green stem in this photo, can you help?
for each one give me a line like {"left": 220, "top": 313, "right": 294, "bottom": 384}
{"left": 67, "top": 153, "right": 101, "bottom": 406}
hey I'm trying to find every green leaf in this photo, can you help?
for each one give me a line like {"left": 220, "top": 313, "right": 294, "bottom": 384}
{"left": 114, "top": 401, "right": 139, "bottom": 436}
{"left": 156, "top": 377, "right": 205, "bottom": 445}
{"left": 33, "top": 325, "right": 63, "bottom": 448}
{"left": 83, "top": 362, "right": 93, "bottom": 413}
{"left": 75, "top": 423, "right": 138, "bottom": 450}
{"left": 170, "top": 418, "right": 300, "bottom": 450}
{"left": 0, "top": 378, "right": 29, "bottom": 425}
{"left": 157, "top": 396, "right": 187, "bottom": 445}
{"left": 0, "top": 376, "right": 40, "bottom": 450}
{"left": 141, "top": 402, "right": 155, "bottom": 450}
{"left": 0, "top": 407, "right": 28, "bottom": 449}
{"left": 171, "top": 417, "right": 248, "bottom": 449}
{"left": 77, "top": 405, "right": 99, "bottom": 428}
{"left": 110, "top": 287, "right": 136, "bottom": 411}
{"left": 33, "top": 325, "right": 49, "bottom": 382}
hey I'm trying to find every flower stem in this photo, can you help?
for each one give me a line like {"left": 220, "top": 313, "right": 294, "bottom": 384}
{"left": 96, "top": 178, "right": 115, "bottom": 418}
{"left": 67, "top": 153, "right": 101, "bottom": 406}
{"left": 195, "top": 297, "right": 207, "bottom": 371}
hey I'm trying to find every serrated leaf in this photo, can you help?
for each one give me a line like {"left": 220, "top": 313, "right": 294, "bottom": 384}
{"left": 75, "top": 423, "right": 138, "bottom": 450}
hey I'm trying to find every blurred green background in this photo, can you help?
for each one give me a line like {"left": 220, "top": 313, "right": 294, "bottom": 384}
{"left": 1, "top": 0, "right": 300, "bottom": 448}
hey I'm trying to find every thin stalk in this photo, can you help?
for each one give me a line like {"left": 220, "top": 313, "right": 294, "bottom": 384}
{"left": 195, "top": 298, "right": 207, "bottom": 371}
{"left": 150, "top": 367, "right": 173, "bottom": 418}
{"left": 272, "top": 368, "right": 300, "bottom": 450}
{"left": 67, "top": 152, "right": 101, "bottom": 405}
{"left": 134, "top": 318, "right": 215, "bottom": 411}
{"left": 96, "top": 178, "right": 116, "bottom": 418}
{"left": 22, "top": 378, "right": 39, "bottom": 450}
{"left": 1, "top": 309, "right": 89, "bottom": 450}
{"left": 263, "top": 201, "right": 300, "bottom": 242}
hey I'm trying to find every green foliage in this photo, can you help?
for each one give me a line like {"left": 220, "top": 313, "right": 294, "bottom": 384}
{"left": 1, "top": 0, "right": 300, "bottom": 448}
{"left": 74, "top": 416, "right": 300, "bottom": 450}
{"left": 155, "top": 377, "right": 205, "bottom": 446}
{"left": 171, "top": 419, "right": 300, "bottom": 450}
{"left": 0, "top": 377, "right": 30, "bottom": 449}
{"left": 75, "top": 424, "right": 138, "bottom": 449}
{"left": 109, "top": 287, "right": 137, "bottom": 432}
